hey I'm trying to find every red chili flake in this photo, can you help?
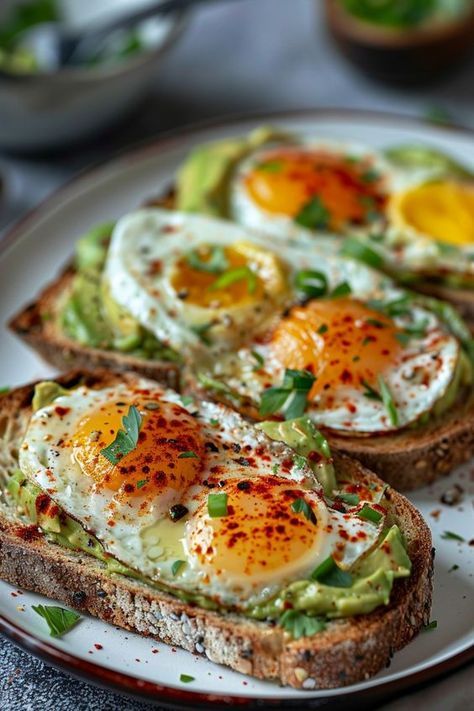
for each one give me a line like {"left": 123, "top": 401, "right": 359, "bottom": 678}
{"left": 430, "top": 509, "right": 441, "bottom": 520}
{"left": 13, "top": 525, "right": 42, "bottom": 541}
{"left": 94, "top": 644, "right": 103, "bottom": 650}
{"left": 54, "top": 406, "right": 70, "bottom": 417}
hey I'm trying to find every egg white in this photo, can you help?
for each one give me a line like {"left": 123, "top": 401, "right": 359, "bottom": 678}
{"left": 18, "top": 378, "right": 383, "bottom": 607}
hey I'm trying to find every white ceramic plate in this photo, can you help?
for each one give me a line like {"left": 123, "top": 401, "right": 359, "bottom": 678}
{"left": 1, "top": 110, "right": 473, "bottom": 708}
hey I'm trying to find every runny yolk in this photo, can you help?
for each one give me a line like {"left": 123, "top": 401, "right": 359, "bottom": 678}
{"left": 244, "top": 149, "right": 387, "bottom": 231}
{"left": 171, "top": 244, "right": 264, "bottom": 308}
{"left": 392, "top": 181, "right": 474, "bottom": 246}
{"left": 187, "top": 476, "right": 324, "bottom": 581}
{"left": 271, "top": 298, "right": 402, "bottom": 397}
{"left": 72, "top": 395, "right": 205, "bottom": 499}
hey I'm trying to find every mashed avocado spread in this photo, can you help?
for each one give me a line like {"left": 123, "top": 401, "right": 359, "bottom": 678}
{"left": 8, "top": 382, "right": 412, "bottom": 634}
{"left": 60, "top": 223, "right": 180, "bottom": 362}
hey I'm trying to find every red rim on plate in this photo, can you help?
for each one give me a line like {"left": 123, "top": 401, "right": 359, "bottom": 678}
{"left": 1, "top": 108, "right": 473, "bottom": 707}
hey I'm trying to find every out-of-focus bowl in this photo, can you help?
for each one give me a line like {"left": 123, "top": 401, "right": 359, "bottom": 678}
{"left": 0, "top": 1, "right": 188, "bottom": 152}
{"left": 324, "top": 0, "right": 474, "bottom": 85}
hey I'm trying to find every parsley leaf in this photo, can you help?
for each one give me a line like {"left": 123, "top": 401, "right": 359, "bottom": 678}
{"left": 32, "top": 604, "right": 81, "bottom": 638}
{"left": 291, "top": 497, "right": 317, "bottom": 524}
{"left": 279, "top": 610, "right": 326, "bottom": 639}
{"left": 341, "top": 236, "right": 384, "bottom": 269}
{"left": 186, "top": 245, "right": 228, "bottom": 274}
{"left": 311, "top": 556, "right": 353, "bottom": 588}
{"left": 295, "top": 196, "right": 330, "bottom": 230}
{"left": 259, "top": 369, "right": 316, "bottom": 420}
{"left": 210, "top": 266, "right": 257, "bottom": 294}
{"left": 441, "top": 530, "right": 465, "bottom": 542}
{"left": 101, "top": 405, "right": 142, "bottom": 465}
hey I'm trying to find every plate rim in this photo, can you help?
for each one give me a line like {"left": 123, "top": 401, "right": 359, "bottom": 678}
{"left": 1, "top": 107, "right": 473, "bottom": 706}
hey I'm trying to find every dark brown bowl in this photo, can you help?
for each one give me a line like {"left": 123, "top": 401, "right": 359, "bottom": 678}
{"left": 324, "top": 0, "right": 474, "bottom": 85}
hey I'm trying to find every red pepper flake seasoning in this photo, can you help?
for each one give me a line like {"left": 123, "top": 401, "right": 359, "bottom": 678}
{"left": 54, "top": 406, "right": 71, "bottom": 417}
{"left": 430, "top": 509, "right": 441, "bottom": 520}
{"left": 94, "top": 644, "right": 103, "bottom": 650}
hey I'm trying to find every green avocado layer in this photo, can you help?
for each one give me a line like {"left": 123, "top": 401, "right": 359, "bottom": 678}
{"left": 7, "top": 383, "right": 412, "bottom": 630}
{"left": 59, "top": 223, "right": 180, "bottom": 362}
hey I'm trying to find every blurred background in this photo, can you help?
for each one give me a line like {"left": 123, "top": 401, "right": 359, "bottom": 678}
{"left": 0, "top": 0, "right": 473, "bottom": 234}
{"left": 0, "top": 0, "right": 473, "bottom": 708}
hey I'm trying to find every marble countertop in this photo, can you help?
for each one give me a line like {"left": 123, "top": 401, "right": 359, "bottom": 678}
{"left": 1, "top": 0, "right": 473, "bottom": 708}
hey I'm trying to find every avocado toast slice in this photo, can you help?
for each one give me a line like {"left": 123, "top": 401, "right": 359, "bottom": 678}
{"left": 0, "top": 369, "right": 433, "bottom": 689}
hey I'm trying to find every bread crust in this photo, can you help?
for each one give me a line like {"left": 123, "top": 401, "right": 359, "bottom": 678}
{"left": 0, "top": 371, "right": 433, "bottom": 689}
{"left": 8, "top": 268, "right": 180, "bottom": 390}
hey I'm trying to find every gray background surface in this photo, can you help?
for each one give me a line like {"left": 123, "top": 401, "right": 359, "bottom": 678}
{"left": 1, "top": 0, "right": 473, "bottom": 708}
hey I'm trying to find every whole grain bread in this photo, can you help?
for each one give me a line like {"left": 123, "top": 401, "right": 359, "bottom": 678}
{"left": 9, "top": 268, "right": 180, "bottom": 390}
{"left": 0, "top": 370, "right": 433, "bottom": 690}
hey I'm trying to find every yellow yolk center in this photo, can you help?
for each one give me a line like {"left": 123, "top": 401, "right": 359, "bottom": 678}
{"left": 72, "top": 396, "right": 204, "bottom": 499}
{"left": 392, "top": 181, "right": 474, "bottom": 246}
{"left": 187, "top": 476, "right": 324, "bottom": 582}
{"left": 271, "top": 298, "right": 401, "bottom": 397}
{"left": 171, "top": 244, "right": 264, "bottom": 308}
{"left": 244, "top": 149, "right": 387, "bottom": 231}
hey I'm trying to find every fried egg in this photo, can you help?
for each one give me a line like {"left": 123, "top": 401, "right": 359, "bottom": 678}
{"left": 198, "top": 285, "right": 461, "bottom": 433}
{"left": 19, "top": 379, "right": 383, "bottom": 608}
{"left": 229, "top": 138, "right": 393, "bottom": 242}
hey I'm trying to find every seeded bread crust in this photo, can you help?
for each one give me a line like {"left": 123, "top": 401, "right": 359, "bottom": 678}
{"left": 0, "top": 371, "right": 433, "bottom": 690}
{"left": 8, "top": 268, "right": 180, "bottom": 390}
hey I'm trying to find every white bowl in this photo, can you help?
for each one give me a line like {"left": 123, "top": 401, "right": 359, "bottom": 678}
{"left": 0, "top": 0, "right": 188, "bottom": 152}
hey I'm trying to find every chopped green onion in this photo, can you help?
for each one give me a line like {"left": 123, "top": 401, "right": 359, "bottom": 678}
{"left": 208, "top": 492, "right": 228, "bottom": 518}
{"left": 311, "top": 556, "right": 353, "bottom": 588}
{"left": 251, "top": 350, "right": 265, "bottom": 370}
{"left": 441, "top": 531, "right": 465, "bottom": 542}
{"left": 294, "top": 196, "right": 330, "bottom": 230}
{"left": 180, "top": 674, "right": 195, "bottom": 683}
{"left": 210, "top": 266, "right": 257, "bottom": 294}
{"left": 294, "top": 269, "right": 328, "bottom": 298}
{"left": 337, "top": 492, "right": 360, "bottom": 506}
{"left": 136, "top": 479, "right": 148, "bottom": 489}
{"left": 178, "top": 451, "right": 199, "bottom": 459}
{"left": 172, "top": 560, "right": 186, "bottom": 576}
{"left": 378, "top": 376, "right": 399, "bottom": 426}
{"left": 422, "top": 620, "right": 438, "bottom": 631}
{"left": 186, "top": 245, "right": 228, "bottom": 273}
{"left": 357, "top": 504, "right": 383, "bottom": 524}
{"left": 341, "top": 237, "right": 384, "bottom": 269}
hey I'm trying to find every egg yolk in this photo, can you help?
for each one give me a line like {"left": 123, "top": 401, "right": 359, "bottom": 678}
{"left": 171, "top": 243, "right": 265, "bottom": 308}
{"left": 72, "top": 394, "right": 205, "bottom": 500}
{"left": 244, "top": 149, "right": 387, "bottom": 232}
{"left": 187, "top": 476, "right": 325, "bottom": 583}
{"left": 271, "top": 298, "right": 402, "bottom": 397}
{"left": 391, "top": 181, "right": 474, "bottom": 246}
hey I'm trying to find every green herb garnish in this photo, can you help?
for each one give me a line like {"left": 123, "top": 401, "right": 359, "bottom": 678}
{"left": 341, "top": 236, "right": 384, "bottom": 269}
{"left": 423, "top": 620, "right": 438, "bottom": 631}
{"left": 294, "top": 269, "right": 329, "bottom": 298}
{"left": 317, "top": 323, "right": 329, "bottom": 335}
{"left": 259, "top": 368, "right": 316, "bottom": 420}
{"left": 311, "top": 556, "right": 353, "bottom": 588}
{"left": 32, "top": 604, "right": 81, "bottom": 638}
{"left": 186, "top": 245, "right": 228, "bottom": 274}
{"left": 330, "top": 281, "right": 352, "bottom": 298}
{"left": 251, "top": 350, "right": 265, "bottom": 370}
{"left": 337, "top": 492, "right": 360, "bottom": 506}
{"left": 441, "top": 531, "right": 465, "bottom": 542}
{"left": 208, "top": 492, "right": 228, "bottom": 518}
{"left": 291, "top": 497, "right": 317, "bottom": 524}
{"left": 136, "top": 479, "right": 148, "bottom": 489}
{"left": 357, "top": 504, "right": 383, "bottom": 524}
{"left": 101, "top": 405, "right": 142, "bottom": 465}
{"left": 256, "top": 159, "right": 283, "bottom": 173}
{"left": 191, "top": 322, "right": 213, "bottom": 346}
{"left": 448, "top": 564, "right": 460, "bottom": 572}
{"left": 361, "top": 379, "right": 382, "bottom": 401}
{"left": 210, "top": 266, "right": 257, "bottom": 294}
{"left": 295, "top": 196, "right": 330, "bottom": 230}
{"left": 378, "top": 376, "right": 399, "bottom": 426}
{"left": 178, "top": 451, "right": 199, "bottom": 459}
{"left": 279, "top": 610, "right": 326, "bottom": 639}
{"left": 0, "top": 386, "right": 10, "bottom": 395}
{"left": 180, "top": 674, "right": 195, "bottom": 683}
{"left": 172, "top": 560, "right": 186, "bottom": 576}
{"left": 197, "top": 374, "right": 241, "bottom": 402}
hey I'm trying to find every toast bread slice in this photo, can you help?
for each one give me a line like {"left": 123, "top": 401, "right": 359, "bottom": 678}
{"left": 0, "top": 370, "right": 433, "bottom": 689}
{"left": 8, "top": 267, "right": 180, "bottom": 390}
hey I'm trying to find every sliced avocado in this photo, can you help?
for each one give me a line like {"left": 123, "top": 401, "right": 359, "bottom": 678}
{"left": 249, "top": 526, "right": 411, "bottom": 620}
{"left": 257, "top": 417, "right": 337, "bottom": 496}
{"left": 61, "top": 270, "right": 115, "bottom": 349}
{"left": 176, "top": 125, "right": 294, "bottom": 217}
{"left": 32, "top": 382, "right": 70, "bottom": 411}
{"left": 75, "top": 222, "right": 115, "bottom": 272}
{"left": 385, "top": 145, "right": 474, "bottom": 180}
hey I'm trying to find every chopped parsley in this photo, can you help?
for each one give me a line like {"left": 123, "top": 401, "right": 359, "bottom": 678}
{"left": 209, "top": 418, "right": 219, "bottom": 427}
{"left": 259, "top": 368, "right": 316, "bottom": 420}
{"left": 32, "top": 604, "right": 81, "bottom": 638}
{"left": 295, "top": 269, "right": 328, "bottom": 298}
{"left": 208, "top": 492, "right": 228, "bottom": 518}
{"left": 441, "top": 531, "right": 465, "bottom": 542}
{"left": 291, "top": 497, "right": 317, "bottom": 524}
{"left": 357, "top": 504, "right": 383, "bottom": 524}
{"left": 311, "top": 556, "right": 353, "bottom": 588}
{"left": 172, "top": 560, "right": 186, "bottom": 576}
{"left": 279, "top": 610, "right": 326, "bottom": 639}
{"left": 100, "top": 405, "right": 142, "bottom": 465}
{"left": 341, "top": 236, "right": 384, "bottom": 269}
{"left": 178, "top": 451, "right": 199, "bottom": 459}
{"left": 422, "top": 620, "right": 438, "bottom": 631}
{"left": 317, "top": 323, "right": 329, "bottom": 335}
{"left": 378, "top": 376, "right": 399, "bottom": 426}
{"left": 136, "top": 479, "right": 148, "bottom": 489}
{"left": 294, "top": 196, "right": 330, "bottom": 230}
{"left": 210, "top": 265, "right": 257, "bottom": 294}
{"left": 186, "top": 245, "right": 228, "bottom": 274}
{"left": 448, "top": 564, "right": 460, "bottom": 573}
{"left": 179, "top": 673, "right": 195, "bottom": 683}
